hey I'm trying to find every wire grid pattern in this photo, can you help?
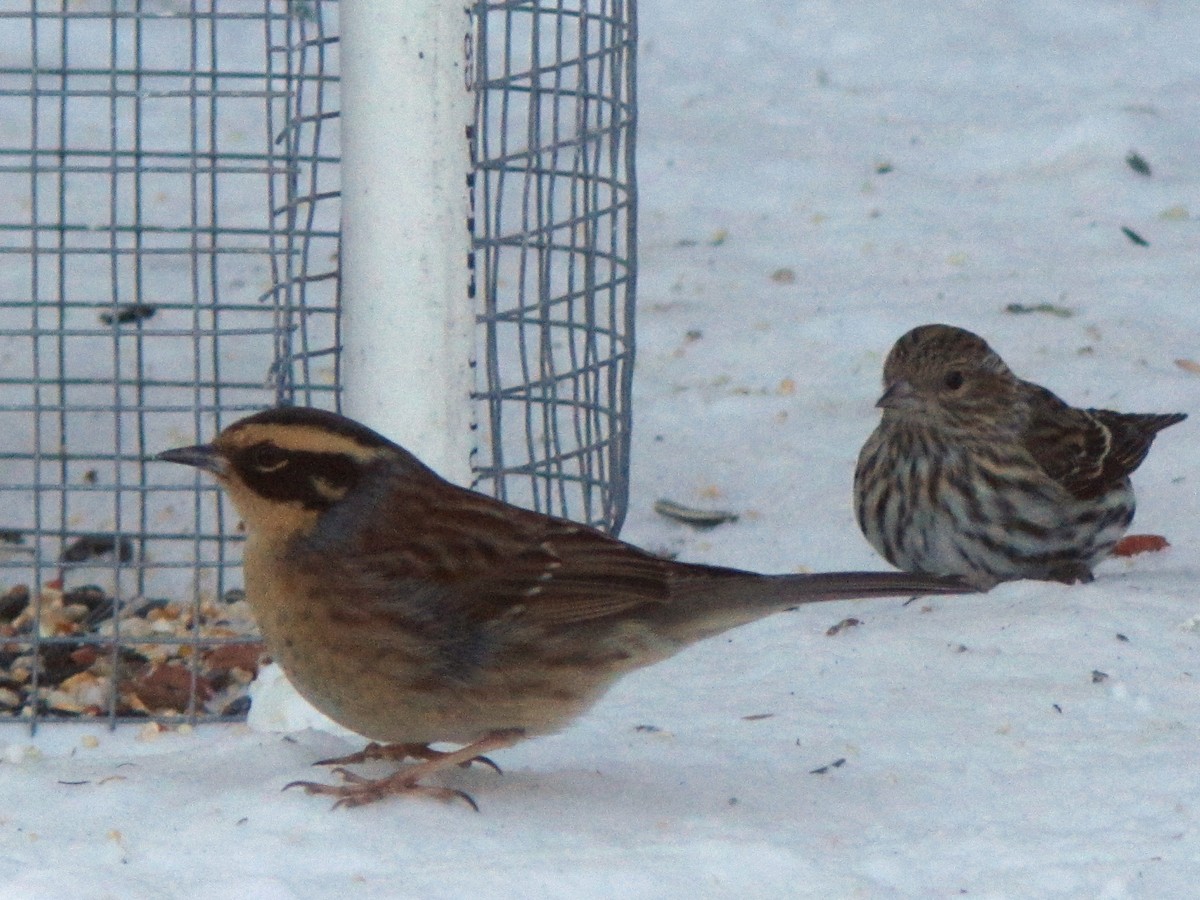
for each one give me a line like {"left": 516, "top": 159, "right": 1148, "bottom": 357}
{"left": 0, "top": 1, "right": 340, "bottom": 729}
{"left": 471, "top": 0, "right": 637, "bottom": 532}
{"left": 0, "top": 0, "right": 635, "bottom": 729}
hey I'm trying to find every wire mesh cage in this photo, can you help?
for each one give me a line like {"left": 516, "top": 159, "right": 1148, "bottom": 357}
{"left": 0, "top": 0, "right": 635, "bottom": 730}
{"left": 470, "top": 0, "right": 637, "bottom": 531}
{"left": 0, "top": 1, "right": 341, "bottom": 728}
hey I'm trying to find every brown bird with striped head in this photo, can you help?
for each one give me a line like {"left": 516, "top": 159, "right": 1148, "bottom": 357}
{"left": 161, "top": 406, "right": 973, "bottom": 808}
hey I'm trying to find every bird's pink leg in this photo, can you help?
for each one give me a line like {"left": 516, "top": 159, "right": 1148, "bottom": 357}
{"left": 313, "top": 741, "right": 502, "bottom": 773}
{"left": 286, "top": 729, "right": 524, "bottom": 810}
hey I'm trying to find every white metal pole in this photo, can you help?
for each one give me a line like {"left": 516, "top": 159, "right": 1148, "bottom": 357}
{"left": 253, "top": 1, "right": 476, "bottom": 738}
{"left": 338, "top": 0, "right": 474, "bottom": 486}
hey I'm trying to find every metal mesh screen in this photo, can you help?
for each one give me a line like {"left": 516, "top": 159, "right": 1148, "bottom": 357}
{"left": 0, "top": 0, "right": 634, "bottom": 730}
{"left": 0, "top": 1, "right": 340, "bottom": 728}
{"left": 470, "top": 0, "right": 637, "bottom": 532}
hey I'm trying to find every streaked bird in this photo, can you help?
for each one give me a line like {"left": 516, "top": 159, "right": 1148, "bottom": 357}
{"left": 855, "top": 323, "right": 1185, "bottom": 589}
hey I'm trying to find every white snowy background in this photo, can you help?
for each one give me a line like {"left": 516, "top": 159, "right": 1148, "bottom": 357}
{"left": 2, "top": 0, "right": 1199, "bottom": 897}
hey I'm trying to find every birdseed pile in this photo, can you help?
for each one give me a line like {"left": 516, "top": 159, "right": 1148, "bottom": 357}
{"left": 0, "top": 580, "right": 262, "bottom": 725}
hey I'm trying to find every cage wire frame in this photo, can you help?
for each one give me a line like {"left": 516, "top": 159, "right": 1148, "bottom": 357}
{"left": 0, "top": 0, "right": 635, "bottom": 731}
{"left": 470, "top": 0, "right": 637, "bottom": 531}
{"left": 0, "top": 1, "right": 342, "bottom": 731}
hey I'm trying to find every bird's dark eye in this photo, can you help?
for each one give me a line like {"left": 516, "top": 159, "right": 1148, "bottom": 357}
{"left": 250, "top": 443, "right": 289, "bottom": 473}
{"left": 943, "top": 370, "right": 965, "bottom": 390}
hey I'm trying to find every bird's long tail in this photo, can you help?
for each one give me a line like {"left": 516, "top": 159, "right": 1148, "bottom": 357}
{"left": 760, "top": 569, "right": 971, "bottom": 603}
{"left": 659, "top": 569, "right": 974, "bottom": 644}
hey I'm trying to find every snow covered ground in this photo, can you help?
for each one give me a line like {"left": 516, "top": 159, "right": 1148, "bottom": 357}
{"left": 2, "top": 0, "right": 1199, "bottom": 896}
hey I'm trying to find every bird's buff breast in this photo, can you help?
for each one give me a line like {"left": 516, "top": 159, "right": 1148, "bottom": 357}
{"left": 239, "top": 537, "right": 626, "bottom": 745}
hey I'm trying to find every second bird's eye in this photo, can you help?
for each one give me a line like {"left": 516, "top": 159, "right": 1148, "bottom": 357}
{"left": 250, "top": 443, "right": 289, "bottom": 472}
{"left": 943, "top": 370, "right": 965, "bottom": 390}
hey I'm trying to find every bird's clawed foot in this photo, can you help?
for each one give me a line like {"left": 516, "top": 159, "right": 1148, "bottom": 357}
{"left": 286, "top": 768, "right": 481, "bottom": 811}
{"left": 313, "top": 741, "right": 502, "bottom": 774}
{"left": 288, "top": 729, "right": 524, "bottom": 810}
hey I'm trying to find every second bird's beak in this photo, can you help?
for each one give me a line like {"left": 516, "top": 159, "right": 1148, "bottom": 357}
{"left": 876, "top": 379, "right": 917, "bottom": 410}
{"left": 156, "top": 444, "right": 228, "bottom": 476}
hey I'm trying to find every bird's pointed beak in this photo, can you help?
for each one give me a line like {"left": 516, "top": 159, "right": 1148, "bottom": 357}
{"left": 876, "top": 379, "right": 917, "bottom": 410}
{"left": 156, "top": 443, "right": 227, "bottom": 476}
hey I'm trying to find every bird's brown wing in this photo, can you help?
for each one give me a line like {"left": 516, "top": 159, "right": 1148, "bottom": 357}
{"left": 464, "top": 513, "right": 683, "bottom": 627}
{"left": 1080, "top": 409, "right": 1186, "bottom": 492}
{"left": 339, "top": 479, "right": 694, "bottom": 628}
{"left": 1020, "top": 382, "right": 1185, "bottom": 500}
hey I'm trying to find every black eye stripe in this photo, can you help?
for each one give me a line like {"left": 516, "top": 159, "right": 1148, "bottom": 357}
{"left": 235, "top": 446, "right": 362, "bottom": 510}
